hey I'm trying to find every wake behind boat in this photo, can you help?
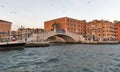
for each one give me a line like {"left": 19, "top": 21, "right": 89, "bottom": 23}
{"left": 0, "top": 41, "right": 25, "bottom": 50}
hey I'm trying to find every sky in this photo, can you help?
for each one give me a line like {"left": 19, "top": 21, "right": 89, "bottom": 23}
{"left": 0, "top": 0, "right": 120, "bottom": 30}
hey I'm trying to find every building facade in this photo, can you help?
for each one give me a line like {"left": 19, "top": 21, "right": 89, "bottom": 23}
{"left": 0, "top": 20, "right": 12, "bottom": 41}
{"left": 86, "top": 20, "right": 116, "bottom": 41}
{"left": 44, "top": 17, "right": 118, "bottom": 41}
{"left": 17, "top": 27, "right": 44, "bottom": 40}
{"left": 44, "top": 17, "right": 86, "bottom": 36}
{"left": 86, "top": 20, "right": 103, "bottom": 41}
{"left": 102, "top": 21, "right": 115, "bottom": 41}
{"left": 114, "top": 21, "right": 120, "bottom": 41}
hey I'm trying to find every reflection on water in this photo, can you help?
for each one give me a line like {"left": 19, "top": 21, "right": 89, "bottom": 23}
{"left": 0, "top": 44, "right": 120, "bottom": 72}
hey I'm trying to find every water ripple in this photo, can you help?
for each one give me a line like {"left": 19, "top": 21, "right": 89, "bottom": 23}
{"left": 0, "top": 44, "right": 120, "bottom": 72}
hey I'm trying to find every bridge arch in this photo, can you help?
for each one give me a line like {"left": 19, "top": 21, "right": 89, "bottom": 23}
{"left": 27, "top": 31, "right": 85, "bottom": 43}
{"left": 47, "top": 34, "right": 76, "bottom": 42}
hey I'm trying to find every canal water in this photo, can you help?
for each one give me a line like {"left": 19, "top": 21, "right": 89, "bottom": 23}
{"left": 0, "top": 44, "right": 120, "bottom": 72}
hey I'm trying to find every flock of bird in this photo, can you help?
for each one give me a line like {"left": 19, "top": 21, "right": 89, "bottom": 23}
{"left": 0, "top": 1, "right": 16, "bottom": 14}
{"left": 0, "top": 0, "right": 91, "bottom": 14}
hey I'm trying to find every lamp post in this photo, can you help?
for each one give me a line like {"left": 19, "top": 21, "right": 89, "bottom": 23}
{"left": 18, "top": 26, "right": 24, "bottom": 40}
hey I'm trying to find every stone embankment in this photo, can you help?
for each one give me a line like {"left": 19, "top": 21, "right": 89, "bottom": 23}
{"left": 25, "top": 41, "right": 50, "bottom": 47}
{"left": 81, "top": 41, "right": 119, "bottom": 44}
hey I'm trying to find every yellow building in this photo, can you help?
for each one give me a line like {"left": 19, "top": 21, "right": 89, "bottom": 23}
{"left": 102, "top": 21, "right": 115, "bottom": 41}
{"left": 17, "top": 27, "right": 44, "bottom": 40}
{"left": 86, "top": 20, "right": 115, "bottom": 41}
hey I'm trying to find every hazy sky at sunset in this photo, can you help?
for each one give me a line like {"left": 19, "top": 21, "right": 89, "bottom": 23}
{"left": 0, "top": 0, "right": 120, "bottom": 30}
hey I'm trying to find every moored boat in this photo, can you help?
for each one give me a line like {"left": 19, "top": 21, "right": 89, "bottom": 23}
{"left": 0, "top": 41, "right": 25, "bottom": 50}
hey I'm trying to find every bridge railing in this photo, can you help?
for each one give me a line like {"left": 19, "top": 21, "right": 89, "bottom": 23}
{"left": 55, "top": 30, "right": 65, "bottom": 33}
{"left": 26, "top": 31, "right": 85, "bottom": 42}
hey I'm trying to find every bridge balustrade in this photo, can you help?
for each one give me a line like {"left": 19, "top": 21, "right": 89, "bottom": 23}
{"left": 26, "top": 31, "right": 85, "bottom": 42}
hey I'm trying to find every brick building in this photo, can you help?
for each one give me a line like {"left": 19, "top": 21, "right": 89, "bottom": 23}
{"left": 114, "top": 21, "right": 120, "bottom": 41}
{"left": 44, "top": 17, "right": 118, "bottom": 41}
{"left": 86, "top": 20, "right": 116, "bottom": 41}
{"left": 44, "top": 17, "right": 86, "bottom": 36}
{"left": 0, "top": 20, "right": 12, "bottom": 41}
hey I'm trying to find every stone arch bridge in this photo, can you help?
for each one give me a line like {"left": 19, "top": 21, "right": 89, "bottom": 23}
{"left": 27, "top": 31, "right": 85, "bottom": 43}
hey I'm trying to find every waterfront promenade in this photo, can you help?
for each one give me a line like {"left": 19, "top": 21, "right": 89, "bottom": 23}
{"left": 23, "top": 30, "right": 120, "bottom": 47}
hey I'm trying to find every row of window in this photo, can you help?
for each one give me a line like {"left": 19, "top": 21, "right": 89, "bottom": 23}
{"left": 102, "top": 34, "right": 115, "bottom": 36}
{"left": 87, "top": 34, "right": 115, "bottom": 37}
{"left": 87, "top": 30, "right": 115, "bottom": 33}
{"left": 67, "top": 23, "right": 84, "bottom": 27}
{"left": 87, "top": 26, "right": 114, "bottom": 29}
{"left": 67, "top": 28, "right": 84, "bottom": 31}
{"left": 67, "top": 19, "right": 85, "bottom": 23}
